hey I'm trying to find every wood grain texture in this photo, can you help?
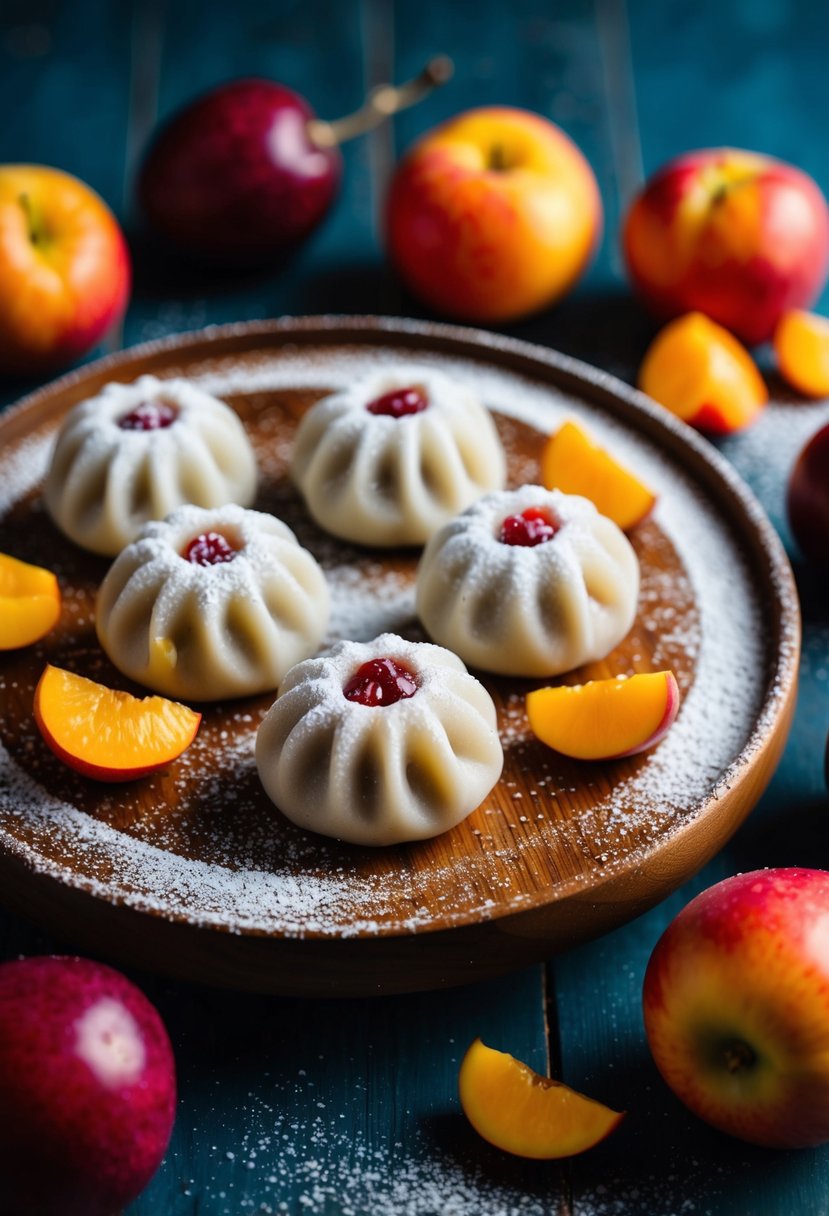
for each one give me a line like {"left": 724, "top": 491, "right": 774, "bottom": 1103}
{"left": 0, "top": 318, "right": 799, "bottom": 997}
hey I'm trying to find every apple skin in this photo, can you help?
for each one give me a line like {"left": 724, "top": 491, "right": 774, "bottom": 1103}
{"left": 0, "top": 956, "right": 176, "bottom": 1216}
{"left": 623, "top": 149, "right": 829, "bottom": 345}
{"left": 787, "top": 421, "right": 829, "bottom": 565}
{"left": 0, "top": 165, "right": 131, "bottom": 375}
{"left": 643, "top": 868, "right": 829, "bottom": 1148}
{"left": 385, "top": 106, "right": 601, "bottom": 323}
{"left": 138, "top": 79, "right": 342, "bottom": 265}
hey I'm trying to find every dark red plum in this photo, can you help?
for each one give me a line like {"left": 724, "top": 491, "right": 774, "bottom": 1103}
{"left": 0, "top": 956, "right": 176, "bottom": 1216}
{"left": 787, "top": 421, "right": 829, "bottom": 564}
{"left": 138, "top": 79, "right": 342, "bottom": 264}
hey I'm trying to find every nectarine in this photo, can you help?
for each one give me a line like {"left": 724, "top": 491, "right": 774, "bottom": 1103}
{"left": 458, "top": 1039, "right": 623, "bottom": 1159}
{"left": 638, "top": 312, "right": 767, "bottom": 434}
{"left": 540, "top": 419, "right": 656, "bottom": 530}
{"left": 33, "top": 665, "right": 201, "bottom": 782}
{"left": 774, "top": 309, "right": 829, "bottom": 398}
{"left": 527, "top": 671, "right": 680, "bottom": 761}
{"left": 0, "top": 553, "right": 61, "bottom": 649}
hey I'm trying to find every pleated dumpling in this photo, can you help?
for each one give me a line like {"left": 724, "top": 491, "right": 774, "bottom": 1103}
{"left": 96, "top": 504, "right": 329, "bottom": 701}
{"left": 291, "top": 366, "right": 506, "bottom": 547}
{"left": 45, "top": 375, "right": 257, "bottom": 556}
{"left": 416, "top": 485, "right": 640, "bottom": 677}
{"left": 255, "top": 634, "right": 503, "bottom": 846}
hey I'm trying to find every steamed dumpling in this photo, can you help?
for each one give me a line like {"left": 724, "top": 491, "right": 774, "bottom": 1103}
{"left": 255, "top": 633, "right": 503, "bottom": 846}
{"left": 96, "top": 504, "right": 329, "bottom": 701}
{"left": 291, "top": 366, "right": 506, "bottom": 547}
{"left": 45, "top": 375, "right": 257, "bottom": 556}
{"left": 416, "top": 485, "right": 640, "bottom": 677}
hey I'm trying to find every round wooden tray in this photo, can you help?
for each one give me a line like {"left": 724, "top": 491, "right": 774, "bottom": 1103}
{"left": 0, "top": 317, "right": 800, "bottom": 996}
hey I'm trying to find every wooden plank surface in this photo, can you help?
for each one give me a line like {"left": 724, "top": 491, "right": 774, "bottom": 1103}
{"left": 0, "top": 1, "right": 827, "bottom": 1213}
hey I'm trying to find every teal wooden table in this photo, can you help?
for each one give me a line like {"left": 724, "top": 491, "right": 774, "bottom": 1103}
{"left": 2, "top": 2, "right": 828, "bottom": 1212}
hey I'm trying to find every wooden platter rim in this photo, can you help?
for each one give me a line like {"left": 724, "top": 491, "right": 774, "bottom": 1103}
{"left": 0, "top": 316, "right": 801, "bottom": 956}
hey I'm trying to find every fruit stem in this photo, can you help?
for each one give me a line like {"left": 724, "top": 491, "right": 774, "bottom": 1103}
{"left": 307, "top": 55, "right": 454, "bottom": 149}
{"left": 18, "top": 192, "right": 39, "bottom": 244}
{"left": 723, "top": 1040, "right": 756, "bottom": 1074}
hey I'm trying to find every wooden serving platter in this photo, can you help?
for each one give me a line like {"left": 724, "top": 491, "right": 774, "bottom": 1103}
{"left": 0, "top": 318, "right": 800, "bottom": 996}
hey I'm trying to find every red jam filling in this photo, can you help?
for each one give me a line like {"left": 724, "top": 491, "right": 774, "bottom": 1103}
{"left": 499, "top": 506, "right": 560, "bottom": 547}
{"left": 343, "top": 657, "right": 419, "bottom": 706}
{"left": 118, "top": 399, "right": 178, "bottom": 430}
{"left": 183, "top": 531, "right": 238, "bottom": 566}
{"left": 365, "top": 386, "right": 428, "bottom": 418}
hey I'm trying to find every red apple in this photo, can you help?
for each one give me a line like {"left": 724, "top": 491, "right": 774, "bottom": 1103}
{"left": 643, "top": 868, "right": 829, "bottom": 1148}
{"left": 624, "top": 149, "right": 829, "bottom": 345}
{"left": 787, "top": 421, "right": 829, "bottom": 564}
{"left": 0, "top": 165, "right": 130, "bottom": 375}
{"left": 0, "top": 956, "right": 176, "bottom": 1215}
{"left": 385, "top": 106, "right": 601, "bottom": 323}
{"left": 138, "top": 79, "right": 342, "bottom": 265}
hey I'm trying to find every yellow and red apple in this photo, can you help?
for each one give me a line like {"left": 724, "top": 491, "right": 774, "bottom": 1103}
{"left": 624, "top": 149, "right": 829, "bottom": 346}
{"left": 458, "top": 1038, "right": 624, "bottom": 1159}
{"left": 644, "top": 868, "right": 829, "bottom": 1148}
{"left": 34, "top": 665, "right": 200, "bottom": 782}
{"left": 385, "top": 106, "right": 601, "bottom": 323}
{"left": 0, "top": 165, "right": 130, "bottom": 375}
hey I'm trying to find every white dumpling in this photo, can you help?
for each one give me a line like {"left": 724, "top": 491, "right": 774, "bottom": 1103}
{"left": 45, "top": 375, "right": 257, "bottom": 556}
{"left": 291, "top": 366, "right": 506, "bottom": 547}
{"left": 416, "top": 485, "right": 640, "bottom": 677}
{"left": 255, "top": 633, "right": 503, "bottom": 846}
{"left": 96, "top": 504, "right": 329, "bottom": 701}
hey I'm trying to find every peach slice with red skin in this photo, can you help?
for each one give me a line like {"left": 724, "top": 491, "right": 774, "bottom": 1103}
{"left": 0, "top": 553, "right": 61, "bottom": 649}
{"left": 540, "top": 419, "right": 656, "bottom": 530}
{"left": 34, "top": 664, "right": 201, "bottom": 782}
{"left": 526, "top": 671, "right": 680, "bottom": 761}
{"left": 638, "top": 312, "right": 767, "bottom": 434}
{"left": 458, "top": 1039, "right": 624, "bottom": 1159}
{"left": 774, "top": 309, "right": 829, "bottom": 398}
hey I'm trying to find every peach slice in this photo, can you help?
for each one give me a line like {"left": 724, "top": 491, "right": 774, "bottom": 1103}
{"left": 540, "top": 419, "right": 656, "bottom": 530}
{"left": 638, "top": 312, "right": 767, "bottom": 434}
{"left": 774, "top": 309, "right": 829, "bottom": 398}
{"left": 526, "top": 671, "right": 680, "bottom": 761}
{"left": 0, "top": 553, "right": 61, "bottom": 650}
{"left": 34, "top": 664, "right": 201, "bottom": 782}
{"left": 458, "top": 1039, "right": 624, "bottom": 1159}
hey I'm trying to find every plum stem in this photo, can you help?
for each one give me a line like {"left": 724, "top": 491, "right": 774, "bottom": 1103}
{"left": 307, "top": 55, "right": 454, "bottom": 149}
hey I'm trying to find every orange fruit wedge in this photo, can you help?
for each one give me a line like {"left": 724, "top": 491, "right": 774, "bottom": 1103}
{"left": 540, "top": 419, "right": 656, "bottom": 530}
{"left": 638, "top": 312, "right": 767, "bottom": 434}
{"left": 458, "top": 1039, "right": 624, "bottom": 1159}
{"left": 0, "top": 552, "right": 61, "bottom": 649}
{"left": 774, "top": 309, "right": 829, "bottom": 398}
{"left": 526, "top": 671, "right": 680, "bottom": 760}
{"left": 33, "top": 664, "right": 201, "bottom": 782}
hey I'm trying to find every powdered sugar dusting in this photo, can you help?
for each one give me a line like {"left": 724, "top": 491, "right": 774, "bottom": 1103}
{"left": 0, "top": 333, "right": 796, "bottom": 952}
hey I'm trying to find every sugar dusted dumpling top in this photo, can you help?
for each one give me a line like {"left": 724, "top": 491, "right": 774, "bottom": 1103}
{"left": 45, "top": 375, "right": 257, "bottom": 556}
{"left": 96, "top": 504, "right": 329, "bottom": 702}
{"left": 255, "top": 633, "right": 504, "bottom": 846}
{"left": 291, "top": 366, "right": 506, "bottom": 547}
{"left": 416, "top": 485, "right": 640, "bottom": 677}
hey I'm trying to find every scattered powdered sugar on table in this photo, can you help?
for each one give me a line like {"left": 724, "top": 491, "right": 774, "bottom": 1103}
{"left": 0, "top": 341, "right": 793, "bottom": 938}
